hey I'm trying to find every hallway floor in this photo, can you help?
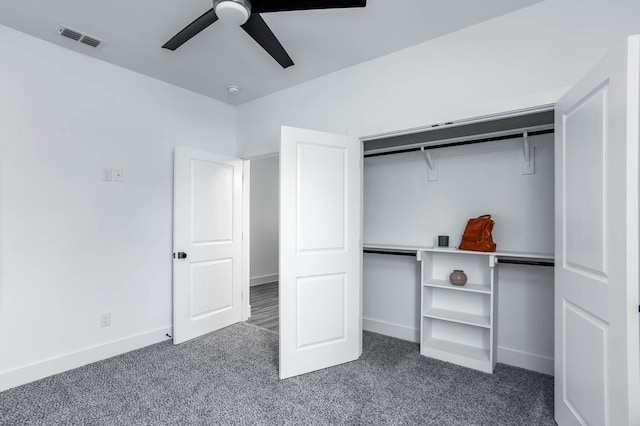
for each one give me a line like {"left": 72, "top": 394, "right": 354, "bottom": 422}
{"left": 246, "top": 282, "right": 278, "bottom": 332}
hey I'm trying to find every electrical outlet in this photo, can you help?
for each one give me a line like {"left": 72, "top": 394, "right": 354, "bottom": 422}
{"left": 100, "top": 312, "right": 111, "bottom": 327}
{"left": 103, "top": 167, "right": 112, "bottom": 181}
{"left": 113, "top": 168, "right": 123, "bottom": 182}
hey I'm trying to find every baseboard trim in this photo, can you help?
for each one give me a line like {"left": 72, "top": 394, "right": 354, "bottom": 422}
{"left": 250, "top": 274, "right": 278, "bottom": 286}
{"left": 497, "top": 346, "right": 554, "bottom": 376}
{"left": 0, "top": 326, "right": 172, "bottom": 392}
{"left": 363, "top": 318, "right": 419, "bottom": 343}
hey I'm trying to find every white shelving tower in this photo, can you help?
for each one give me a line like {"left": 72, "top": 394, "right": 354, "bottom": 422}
{"left": 418, "top": 249, "right": 498, "bottom": 373}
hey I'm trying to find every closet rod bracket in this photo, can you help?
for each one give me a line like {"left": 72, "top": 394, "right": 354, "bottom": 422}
{"left": 420, "top": 146, "right": 438, "bottom": 181}
{"left": 521, "top": 131, "right": 535, "bottom": 175}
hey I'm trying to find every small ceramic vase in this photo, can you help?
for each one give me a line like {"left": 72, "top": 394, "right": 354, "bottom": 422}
{"left": 449, "top": 270, "right": 467, "bottom": 286}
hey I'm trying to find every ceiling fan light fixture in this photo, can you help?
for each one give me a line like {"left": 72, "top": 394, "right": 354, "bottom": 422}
{"left": 214, "top": 0, "right": 251, "bottom": 26}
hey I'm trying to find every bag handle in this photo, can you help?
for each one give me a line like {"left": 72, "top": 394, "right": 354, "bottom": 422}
{"left": 477, "top": 214, "right": 491, "bottom": 219}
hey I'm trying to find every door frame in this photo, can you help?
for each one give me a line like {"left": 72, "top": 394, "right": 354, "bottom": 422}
{"left": 242, "top": 159, "right": 251, "bottom": 321}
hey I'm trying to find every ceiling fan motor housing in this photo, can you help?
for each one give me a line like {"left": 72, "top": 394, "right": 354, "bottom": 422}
{"left": 214, "top": 0, "right": 252, "bottom": 26}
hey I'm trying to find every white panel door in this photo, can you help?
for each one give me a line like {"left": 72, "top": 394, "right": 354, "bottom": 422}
{"left": 555, "top": 35, "right": 640, "bottom": 425}
{"left": 173, "top": 146, "right": 243, "bottom": 344}
{"left": 279, "top": 126, "right": 362, "bottom": 379}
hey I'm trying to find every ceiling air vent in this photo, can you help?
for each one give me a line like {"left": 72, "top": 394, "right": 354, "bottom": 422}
{"left": 80, "top": 35, "right": 101, "bottom": 48}
{"left": 59, "top": 27, "right": 82, "bottom": 41}
{"left": 58, "top": 25, "right": 105, "bottom": 49}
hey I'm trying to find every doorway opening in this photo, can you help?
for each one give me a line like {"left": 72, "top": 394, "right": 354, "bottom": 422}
{"left": 246, "top": 154, "right": 280, "bottom": 333}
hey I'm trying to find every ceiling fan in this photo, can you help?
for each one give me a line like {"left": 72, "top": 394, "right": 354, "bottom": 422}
{"left": 162, "top": 0, "right": 367, "bottom": 68}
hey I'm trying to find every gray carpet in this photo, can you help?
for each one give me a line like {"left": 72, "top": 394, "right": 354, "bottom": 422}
{"left": 0, "top": 323, "right": 554, "bottom": 425}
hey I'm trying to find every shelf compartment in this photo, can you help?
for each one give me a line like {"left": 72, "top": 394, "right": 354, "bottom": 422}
{"left": 422, "top": 307, "right": 490, "bottom": 328}
{"left": 425, "top": 252, "right": 491, "bottom": 285}
{"left": 421, "top": 317, "right": 492, "bottom": 373}
{"left": 423, "top": 279, "right": 490, "bottom": 294}
{"left": 422, "top": 337, "right": 490, "bottom": 363}
{"left": 422, "top": 287, "right": 490, "bottom": 326}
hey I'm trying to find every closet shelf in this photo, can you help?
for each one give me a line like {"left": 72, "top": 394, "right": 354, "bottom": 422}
{"left": 423, "top": 307, "right": 491, "bottom": 328}
{"left": 423, "top": 279, "right": 490, "bottom": 294}
{"left": 420, "top": 246, "right": 554, "bottom": 260}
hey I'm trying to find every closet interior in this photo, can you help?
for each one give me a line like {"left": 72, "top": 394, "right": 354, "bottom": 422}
{"left": 362, "top": 107, "right": 555, "bottom": 375}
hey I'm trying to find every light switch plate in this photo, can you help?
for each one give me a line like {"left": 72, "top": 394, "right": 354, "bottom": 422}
{"left": 113, "top": 169, "right": 123, "bottom": 182}
{"left": 103, "top": 167, "right": 112, "bottom": 181}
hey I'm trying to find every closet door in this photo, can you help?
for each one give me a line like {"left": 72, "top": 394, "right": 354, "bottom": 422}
{"left": 279, "top": 126, "right": 362, "bottom": 379}
{"left": 554, "top": 35, "right": 640, "bottom": 425}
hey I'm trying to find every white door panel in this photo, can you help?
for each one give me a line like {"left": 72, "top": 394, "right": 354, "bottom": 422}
{"left": 173, "top": 146, "right": 243, "bottom": 344}
{"left": 555, "top": 35, "right": 640, "bottom": 426}
{"left": 280, "top": 126, "right": 362, "bottom": 379}
{"left": 191, "top": 160, "right": 234, "bottom": 243}
{"left": 297, "top": 143, "right": 346, "bottom": 251}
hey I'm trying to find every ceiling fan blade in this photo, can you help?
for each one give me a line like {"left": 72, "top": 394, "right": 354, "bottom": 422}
{"left": 252, "top": 0, "right": 366, "bottom": 14}
{"left": 162, "top": 9, "right": 218, "bottom": 51}
{"left": 241, "top": 14, "right": 294, "bottom": 68}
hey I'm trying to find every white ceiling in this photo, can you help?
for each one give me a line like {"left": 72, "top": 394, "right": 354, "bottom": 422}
{"left": 0, "top": 0, "right": 542, "bottom": 105}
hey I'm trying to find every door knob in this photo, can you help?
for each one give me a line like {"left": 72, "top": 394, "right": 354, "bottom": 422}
{"left": 174, "top": 252, "right": 187, "bottom": 259}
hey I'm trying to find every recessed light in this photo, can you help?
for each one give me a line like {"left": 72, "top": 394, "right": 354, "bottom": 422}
{"left": 227, "top": 85, "right": 241, "bottom": 95}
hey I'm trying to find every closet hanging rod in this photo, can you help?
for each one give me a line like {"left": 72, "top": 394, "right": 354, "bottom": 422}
{"left": 364, "top": 128, "right": 554, "bottom": 158}
{"left": 363, "top": 249, "right": 417, "bottom": 257}
{"left": 497, "top": 258, "right": 555, "bottom": 267}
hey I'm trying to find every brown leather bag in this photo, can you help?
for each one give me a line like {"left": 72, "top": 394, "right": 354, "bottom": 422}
{"left": 458, "top": 215, "right": 497, "bottom": 252}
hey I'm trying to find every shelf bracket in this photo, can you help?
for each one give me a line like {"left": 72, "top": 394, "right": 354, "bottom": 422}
{"left": 521, "top": 131, "right": 535, "bottom": 175}
{"left": 420, "top": 147, "right": 438, "bottom": 181}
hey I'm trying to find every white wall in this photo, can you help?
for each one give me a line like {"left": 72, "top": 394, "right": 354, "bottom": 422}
{"left": 363, "top": 253, "right": 421, "bottom": 342}
{"left": 249, "top": 156, "right": 279, "bottom": 285}
{"left": 236, "top": 0, "right": 640, "bottom": 157}
{"left": 0, "top": 25, "right": 237, "bottom": 390}
{"left": 497, "top": 264, "right": 554, "bottom": 374}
